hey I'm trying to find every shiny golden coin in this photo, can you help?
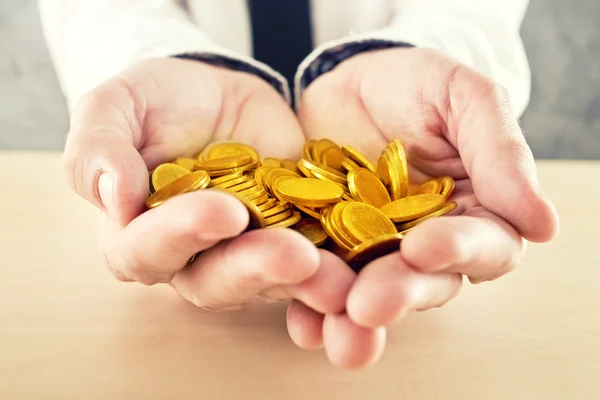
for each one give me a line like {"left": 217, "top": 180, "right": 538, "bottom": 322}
{"left": 281, "top": 159, "right": 299, "bottom": 174}
{"left": 254, "top": 166, "right": 275, "bottom": 190}
{"left": 438, "top": 176, "right": 455, "bottom": 199}
{"left": 342, "top": 193, "right": 355, "bottom": 202}
{"left": 146, "top": 170, "right": 210, "bottom": 209}
{"left": 299, "top": 158, "right": 347, "bottom": 185}
{"left": 342, "top": 145, "right": 377, "bottom": 175}
{"left": 207, "top": 171, "right": 243, "bottom": 187}
{"left": 327, "top": 202, "right": 358, "bottom": 249}
{"left": 202, "top": 142, "right": 259, "bottom": 164}
{"left": 195, "top": 154, "right": 253, "bottom": 171}
{"left": 396, "top": 201, "right": 458, "bottom": 231}
{"left": 257, "top": 198, "right": 278, "bottom": 211}
{"left": 211, "top": 188, "right": 266, "bottom": 231}
{"left": 244, "top": 188, "right": 269, "bottom": 202}
{"left": 229, "top": 179, "right": 257, "bottom": 193}
{"left": 252, "top": 192, "right": 270, "bottom": 206}
{"left": 203, "top": 161, "right": 257, "bottom": 177}
{"left": 213, "top": 175, "right": 249, "bottom": 189}
{"left": 271, "top": 174, "right": 301, "bottom": 201}
{"left": 266, "top": 211, "right": 302, "bottom": 229}
{"left": 379, "top": 194, "right": 446, "bottom": 223}
{"left": 321, "top": 146, "right": 347, "bottom": 172}
{"left": 347, "top": 168, "right": 390, "bottom": 208}
{"left": 265, "top": 168, "right": 300, "bottom": 194}
{"left": 276, "top": 178, "right": 344, "bottom": 207}
{"left": 341, "top": 202, "right": 397, "bottom": 244}
{"left": 377, "top": 152, "right": 391, "bottom": 187}
{"left": 312, "top": 139, "right": 339, "bottom": 162}
{"left": 410, "top": 179, "right": 442, "bottom": 196}
{"left": 341, "top": 158, "right": 360, "bottom": 172}
{"left": 296, "top": 160, "right": 314, "bottom": 178}
{"left": 265, "top": 208, "right": 294, "bottom": 225}
{"left": 237, "top": 186, "right": 263, "bottom": 199}
{"left": 151, "top": 163, "right": 191, "bottom": 192}
{"left": 389, "top": 139, "right": 409, "bottom": 198}
{"left": 262, "top": 201, "right": 290, "bottom": 218}
{"left": 303, "top": 140, "right": 316, "bottom": 161}
{"left": 345, "top": 233, "right": 404, "bottom": 272}
{"left": 382, "top": 148, "right": 402, "bottom": 200}
{"left": 293, "top": 219, "right": 328, "bottom": 247}
{"left": 295, "top": 204, "right": 321, "bottom": 220}
{"left": 174, "top": 157, "right": 197, "bottom": 171}
{"left": 262, "top": 157, "right": 281, "bottom": 168}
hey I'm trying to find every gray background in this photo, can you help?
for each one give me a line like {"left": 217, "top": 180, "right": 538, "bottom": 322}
{"left": 0, "top": 0, "right": 598, "bottom": 158}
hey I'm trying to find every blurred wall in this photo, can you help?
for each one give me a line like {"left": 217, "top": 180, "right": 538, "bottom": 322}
{"left": 1, "top": 0, "right": 599, "bottom": 158}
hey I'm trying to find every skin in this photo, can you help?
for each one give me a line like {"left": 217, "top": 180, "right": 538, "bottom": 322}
{"left": 63, "top": 48, "right": 559, "bottom": 370}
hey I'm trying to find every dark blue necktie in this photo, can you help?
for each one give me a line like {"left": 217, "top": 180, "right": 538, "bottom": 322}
{"left": 247, "top": 0, "right": 314, "bottom": 99}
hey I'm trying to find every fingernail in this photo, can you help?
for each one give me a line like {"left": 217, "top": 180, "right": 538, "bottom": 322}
{"left": 98, "top": 173, "right": 115, "bottom": 217}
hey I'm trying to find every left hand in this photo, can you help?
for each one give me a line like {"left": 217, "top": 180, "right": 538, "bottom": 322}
{"left": 297, "top": 47, "right": 560, "bottom": 367}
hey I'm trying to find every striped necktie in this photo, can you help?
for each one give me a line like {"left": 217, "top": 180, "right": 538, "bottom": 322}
{"left": 247, "top": 0, "right": 314, "bottom": 101}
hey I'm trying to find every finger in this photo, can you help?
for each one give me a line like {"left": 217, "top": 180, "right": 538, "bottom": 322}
{"left": 286, "top": 300, "right": 324, "bottom": 350}
{"left": 102, "top": 190, "right": 249, "bottom": 284}
{"left": 442, "top": 66, "right": 559, "bottom": 243}
{"left": 260, "top": 249, "right": 355, "bottom": 314}
{"left": 402, "top": 207, "right": 525, "bottom": 283}
{"left": 64, "top": 82, "right": 151, "bottom": 228}
{"left": 170, "top": 229, "right": 320, "bottom": 311}
{"left": 323, "top": 313, "right": 386, "bottom": 370}
{"left": 347, "top": 252, "right": 462, "bottom": 329}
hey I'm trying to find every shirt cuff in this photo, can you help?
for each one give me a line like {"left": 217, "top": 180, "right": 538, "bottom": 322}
{"left": 172, "top": 50, "right": 291, "bottom": 105}
{"left": 294, "top": 35, "right": 415, "bottom": 105}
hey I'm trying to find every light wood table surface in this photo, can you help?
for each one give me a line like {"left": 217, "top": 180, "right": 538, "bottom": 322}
{"left": 0, "top": 152, "right": 598, "bottom": 399}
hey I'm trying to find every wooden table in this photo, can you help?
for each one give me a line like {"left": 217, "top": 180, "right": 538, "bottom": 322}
{"left": 0, "top": 152, "right": 598, "bottom": 399}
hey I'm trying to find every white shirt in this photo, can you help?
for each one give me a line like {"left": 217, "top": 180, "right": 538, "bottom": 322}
{"left": 38, "top": 0, "right": 531, "bottom": 116}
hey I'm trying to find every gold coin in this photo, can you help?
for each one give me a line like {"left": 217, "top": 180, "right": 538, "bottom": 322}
{"left": 342, "top": 192, "right": 355, "bottom": 202}
{"left": 202, "top": 142, "right": 259, "bottom": 164}
{"left": 293, "top": 219, "right": 328, "bottom": 247}
{"left": 229, "top": 179, "right": 257, "bottom": 193}
{"left": 265, "top": 168, "right": 300, "bottom": 193}
{"left": 195, "top": 154, "right": 253, "bottom": 171}
{"left": 254, "top": 166, "right": 275, "bottom": 190}
{"left": 281, "top": 159, "right": 299, "bottom": 174}
{"left": 312, "top": 139, "right": 339, "bottom": 162}
{"left": 146, "top": 170, "right": 210, "bottom": 209}
{"left": 347, "top": 168, "right": 390, "bottom": 208}
{"left": 345, "top": 233, "right": 404, "bottom": 272}
{"left": 237, "top": 186, "right": 263, "bottom": 199}
{"left": 295, "top": 204, "right": 321, "bottom": 220}
{"left": 341, "top": 158, "right": 360, "bottom": 172}
{"left": 276, "top": 178, "right": 344, "bottom": 207}
{"left": 257, "top": 198, "right": 278, "bottom": 211}
{"left": 327, "top": 203, "right": 357, "bottom": 250}
{"left": 262, "top": 201, "right": 290, "bottom": 217}
{"left": 266, "top": 211, "right": 302, "bottom": 229}
{"left": 211, "top": 188, "right": 266, "bottom": 231}
{"left": 342, "top": 145, "right": 377, "bottom": 175}
{"left": 396, "top": 201, "right": 458, "bottom": 231}
{"left": 207, "top": 171, "right": 243, "bottom": 187}
{"left": 252, "top": 192, "right": 270, "bottom": 206}
{"left": 410, "top": 179, "right": 442, "bottom": 196}
{"left": 438, "top": 176, "right": 455, "bottom": 199}
{"left": 303, "top": 140, "right": 316, "bottom": 161}
{"left": 262, "top": 157, "right": 281, "bottom": 168}
{"left": 389, "top": 139, "right": 409, "bottom": 198}
{"left": 299, "top": 158, "right": 347, "bottom": 185}
{"left": 151, "top": 163, "right": 191, "bottom": 192}
{"left": 213, "top": 175, "right": 249, "bottom": 189}
{"left": 271, "top": 174, "right": 301, "bottom": 201}
{"left": 321, "top": 146, "right": 347, "bottom": 172}
{"left": 341, "top": 202, "right": 397, "bottom": 244}
{"left": 378, "top": 194, "right": 446, "bottom": 223}
{"left": 265, "top": 208, "right": 294, "bottom": 225}
{"left": 174, "top": 157, "right": 198, "bottom": 171}
{"left": 244, "top": 188, "right": 269, "bottom": 202}
{"left": 296, "top": 160, "right": 314, "bottom": 178}
{"left": 377, "top": 152, "right": 391, "bottom": 187}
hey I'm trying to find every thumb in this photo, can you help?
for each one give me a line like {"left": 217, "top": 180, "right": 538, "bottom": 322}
{"left": 63, "top": 87, "right": 149, "bottom": 227}
{"left": 446, "top": 66, "right": 559, "bottom": 243}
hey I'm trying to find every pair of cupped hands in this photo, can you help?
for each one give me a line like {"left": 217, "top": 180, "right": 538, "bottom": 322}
{"left": 64, "top": 47, "right": 559, "bottom": 370}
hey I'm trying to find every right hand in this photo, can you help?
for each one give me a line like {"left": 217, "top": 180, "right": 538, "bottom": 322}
{"left": 64, "top": 58, "right": 385, "bottom": 369}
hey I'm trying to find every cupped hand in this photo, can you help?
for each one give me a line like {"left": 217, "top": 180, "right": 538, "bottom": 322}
{"left": 64, "top": 57, "right": 383, "bottom": 369}
{"left": 298, "top": 47, "right": 559, "bottom": 354}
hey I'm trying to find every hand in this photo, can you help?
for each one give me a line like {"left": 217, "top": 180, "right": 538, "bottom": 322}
{"left": 64, "top": 58, "right": 384, "bottom": 365}
{"left": 298, "top": 48, "right": 560, "bottom": 364}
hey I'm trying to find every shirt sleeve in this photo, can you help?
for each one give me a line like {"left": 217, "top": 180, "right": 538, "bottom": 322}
{"left": 295, "top": 0, "right": 531, "bottom": 118}
{"left": 38, "top": 0, "right": 290, "bottom": 110}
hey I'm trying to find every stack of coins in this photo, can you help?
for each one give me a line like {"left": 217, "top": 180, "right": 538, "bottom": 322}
{"left": 145, "top": 139, "right": 457, "bottom": 271}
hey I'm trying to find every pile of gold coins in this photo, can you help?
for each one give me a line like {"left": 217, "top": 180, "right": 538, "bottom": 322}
{"left": 145, "top": 139, "right": 457, "bottom": 271}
